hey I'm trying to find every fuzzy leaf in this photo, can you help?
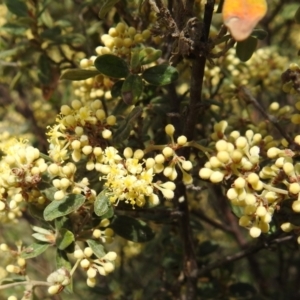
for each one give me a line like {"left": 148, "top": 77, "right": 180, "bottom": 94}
{"left": 94, "top": 189, "right": 112, "bottom": 217}
{"left": 99, "top": 0, "right": 120, "bottom": 19}
{"left": 111, "top": 215, "right": 155, "bottom": 242}
{"left": 94, "top": 54, "right": 129, "bottom": 78}
{"left": 111, "top": 80, "right": 124, "bottom": 98}
{"left": 121, "top": 74, "right": 143, "bottom": 104}
{"left": 113, "top": 107, "right": 143, "bottom": 143}
{"left": 142, "top": 65, "right": 178, "bottom": 86}
{"left": 4, "top": 0, "right": 28, "bottom": 17}
{"left": 20, "top": 243, "right": 50, "bottom": 259}
{"left": 56, "top": 228, "right": 75, "bottom": 250}
{"left": 139, "top": 47, "right": 162, "bottom": 65}
{"left": 87, "top": 239, "right": 106, "bottom": 259}
{"left": 43, "top": 194, "right": 85, "bottom": 221}
{"left": 60, "top": 69, "right": 100, "bottom": 81}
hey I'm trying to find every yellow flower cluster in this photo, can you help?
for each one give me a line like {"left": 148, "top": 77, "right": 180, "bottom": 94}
{"left": 101, "top": 146, "right": 176, "bottom": 207}
{"left": 0, "top": 138, "right": 47, "bottom": 222}
{"left": 47, "top": 98, "right": 116, "bottom": 164}
{"left": 199, "top": 121, "right": 300, "bottom": 238}
{"left": 205, "top": 47, "right": 288, "bottom": 100}
{"left": 73, "top": 22, "right": 152, "bottom": 106}
{"left": 98, "top": 22, "right": 151, "bottom": 57}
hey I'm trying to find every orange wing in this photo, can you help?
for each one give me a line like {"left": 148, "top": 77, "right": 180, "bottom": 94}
{"left": 223, "top": 0, "right": 267, "bottom": 41}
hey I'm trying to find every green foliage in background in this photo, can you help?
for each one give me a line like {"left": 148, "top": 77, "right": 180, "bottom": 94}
{"left": 1, "top": 0, "right": 300, "bottom": 299}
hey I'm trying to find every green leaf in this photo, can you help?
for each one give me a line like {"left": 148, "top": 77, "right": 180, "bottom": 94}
{"left": 130, "top": 48, "right": 141, "bottom": 70}
{"left": 295, "top": 6, "right": 300, "bottom": 24}
{"left": 251, "top": 29, "right": 268, "bottom": 40}
{"left": 94, "top": 54, "right": 129, "bottom": 78}
{"left": 56, "top": 228, "right": 75, "bottom": 250}
{"left": 111, "top": 80, "right": 124, "bottom": 98}
{"left": 0, "top": 47, "right": 25, "bottom": 59}
{"left": 101, "top": 206, "right": 114, "bottom": 219}
{"left": 142, "top": 64, "right": 178, "bottom": 86}
{"left": 87, "top": 239, "right": 106, "bottom": 259}
{"left": 60, "top": 69, "right": 100, "bottom": 81}
{"left": 113, "top": 107, "right": 143, "bottom": 143}
{"left": 4, "top": 0, "right": 28, "bottom": 17}
{"left": 56, "top": 250, "right": 73, "bottom": 293}
{"left": 139, "top": 47, "right": 162, "bottom": 65}
{"left": 28, "top": 204, "right": 45, "bottom": 221}
{"left": 20, "top": 243, "right": 50, "bottom": 259}
{"left": 236, "top": 36, "right": 257, "bottom": 62}
{"left": 121, "top": 74, "right": 143, "bottom": 105}
{"left": 38, "top": 54, "right": 53, "bottom": 85}
{"left": 40, "top": 26, "right": 62, "bottom": 40}
{"left": 94, "top": 189, "right": 112, "bottom": 217}
{"left": 99, "top": 0, "right": 120, "bottom": 19}
{"left": 0, "top": 23, "right": 27, "bottom": 35}
{"left": 32, "top": 233, "right": 52, "bottom": 243}
{"left": 55, "top": 217, "right": 70, "bottom": 231}
{"left": 111, "top": 215, "right": 155, "bottom": 242}
{"left": 43, "top": 194, "right": 85, "bottom": 221}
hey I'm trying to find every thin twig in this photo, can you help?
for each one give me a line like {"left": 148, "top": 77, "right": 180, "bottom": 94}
{"left": 0, "top": 280, "right": 51, "bottom": 290}
{"left": 198, "top": 234, "right": 294, "bottom": 276}
{"left": 238, "top": 86, "right": 298, "bottom": 149}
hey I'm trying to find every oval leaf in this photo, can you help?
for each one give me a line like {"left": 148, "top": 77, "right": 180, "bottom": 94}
{"left": 94, "top": 54, "right": 129, "bottom": 78}
{"left": 87, "top": 239, "right": 106, "bottom": 258}
{"left": 142, "top": 65, "right": 178, "bottom": 86}
{"left": 251, "top": 28, "right": 268, "bottom": 40}
{"left": 223, "top": 0, "right": 267, "bottom": 41}
{"left": 43, "top": 194, "right": 85, "bottom": 221}
{"left": 20, "top": 242, "right": 50, "bottom": 259}
{"left": 111, "top": 215, "right": 155, "bottom": 242}
{"left": 4, "top": 0, "right": 28, "bottom": 17}
{"left": 139, "top": 47, "right": 162, "bottom": 65}
{"left": 99, "top": 0, "right": 120, "bottom": 19}
{"left": 60, "top": 69, "right": 100, "bottom": 81}
{"left": 111, "top": 80, "right": 124, "bottom": 98}
{"left": 236, "top": 36, "right": 257, "bottom": 62}
{"left": 94, "top": 189, "right": 112, "bottom": 217}
{"left": 121, "top": 74, "right": 143, "bottom": 105}
{"left": 113, "top": 107, "right": 143, "bottom": 143}
{"left": 56, "top": 228, "right": 75, "bottom": 250}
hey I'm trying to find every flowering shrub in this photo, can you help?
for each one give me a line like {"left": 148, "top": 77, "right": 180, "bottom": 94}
{"left": 1, "top": 0, "right": 300, "bottom": 299}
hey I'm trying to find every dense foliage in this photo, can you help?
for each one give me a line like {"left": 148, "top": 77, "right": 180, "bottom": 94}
{"left": 1, "top": 0, "right": 300, "bottom": 299}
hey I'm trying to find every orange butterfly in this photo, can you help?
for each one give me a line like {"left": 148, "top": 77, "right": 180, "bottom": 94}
{"left": 222, "top": 0, "right": 268, "bottom": 41}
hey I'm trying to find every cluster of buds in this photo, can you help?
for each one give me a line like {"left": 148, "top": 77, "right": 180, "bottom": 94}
{"left": 159, "top": 125, "right": 193, "bottom": 184}
{"left": 200, "top": 120, "right": 300, "bottom": 238}
{"left": 0, "top": 139, "right": 47, "bottom": 222}
{"left": 47, "top": 267, "right": 71, "bottom": 295}
{"left": 98, "top": 22, "right": 151, "bottom": 57}
{"left": 99, "top": 146, "right": 176, "bottom": 207}
{"left": 73, "top": 246, "right": 117, "bottom": 288}
{"left": 47, "top": 99, "right": 117, "bottom": 164}
{"left": 92, "top": 218, "right": 114, "bottom": 243}
{"left": 0, "top": 243, "right": 26, "bottom": 276}
{"left": 74, "top": 22, "right": 153, "bottom": 105}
